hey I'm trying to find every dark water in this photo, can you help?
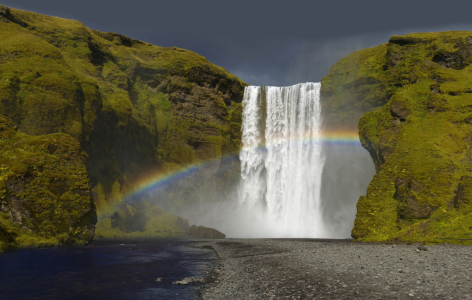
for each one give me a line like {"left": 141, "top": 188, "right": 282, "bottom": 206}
{"left": 0, "top": 239, "right": 215, "bottom": 300}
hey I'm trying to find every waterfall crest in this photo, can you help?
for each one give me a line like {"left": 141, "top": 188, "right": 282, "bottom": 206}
{"left": 239, "top": 83, "right": 327, "bottom": 237}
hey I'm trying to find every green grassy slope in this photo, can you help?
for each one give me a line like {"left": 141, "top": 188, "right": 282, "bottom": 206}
{"left": 0, "top": 5, "right": 247, "bottom": 243}
{"left": 322, "top": 32, "right": 472, "bottom": 244}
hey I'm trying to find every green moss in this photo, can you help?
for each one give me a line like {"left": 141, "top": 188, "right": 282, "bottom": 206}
{"left": 0, "top": 211, "right": 61, "bottom": 251}
{"left": 325, "top": 31, "right": 472, "bottom": 245}
{"left": 0, "top": 114, "right": 95, "bottom": 251}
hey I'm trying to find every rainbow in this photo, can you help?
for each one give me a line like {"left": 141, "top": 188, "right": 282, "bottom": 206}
{"left": 96, "top": 154, "right": 241, "bottom": 217}
{"left": 97, "top": 130, "right": 363, "bottom": 216}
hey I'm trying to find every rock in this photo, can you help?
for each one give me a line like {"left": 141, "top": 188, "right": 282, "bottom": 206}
{"left": 0, "top": 5, "right": 9, "bottom": 15}
{"left": 172, "top": 277, "right": 204, "bottom": 285}
{"left": 396, "top": 178, "right": 435, "bottom": 220}
{"left": 390, "top": 100, "right": 410, "bottom": 121}
{"left": 417, "top": 245, "right": 427, "bottom": 251}
{"left": 389, "top": 36, "right": 428, "bottom": 46}
{"left": 187, "top": 225, "right": 226, "bottom": 239}
{"left": 432, "top": 43, "right": 472, "bottom": 70}
{"left": 427, "top": 94, "right": 448, "bottom": 113}
{"left": 430, "top": 84, "right": 441, "bottom": 94}
{"left": 454, "top": 176, "right": 472, "bottom": 209}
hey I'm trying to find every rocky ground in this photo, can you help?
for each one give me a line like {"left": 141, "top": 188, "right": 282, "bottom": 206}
{"left": 193, "top": 239, "right": 472, "bottom": 300}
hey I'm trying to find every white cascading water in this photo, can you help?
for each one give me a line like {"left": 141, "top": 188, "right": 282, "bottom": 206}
{"left": 239, "top": 82, "right": 327, "bottom": 238}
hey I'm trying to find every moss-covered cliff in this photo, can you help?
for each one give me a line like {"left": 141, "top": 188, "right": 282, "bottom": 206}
{"left": 0, "top": 114, "right": 95, "bottom": 251}
{"left": 0, "top": 5, "right": 246, "bottom": 245}
{"left": 322, "top": 32, "right": 472, "bottom": 244}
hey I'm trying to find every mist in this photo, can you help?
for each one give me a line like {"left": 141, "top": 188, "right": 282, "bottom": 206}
{"left": 162, "top": 142, "right": 376, "bottom": 239}
{"left": 320, "top": 143, "right": 376, "bottom": 238}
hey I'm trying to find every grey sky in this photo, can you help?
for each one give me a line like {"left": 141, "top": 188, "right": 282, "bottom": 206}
{"left": 3, "top": 0, "right": 472, "bottom": 86}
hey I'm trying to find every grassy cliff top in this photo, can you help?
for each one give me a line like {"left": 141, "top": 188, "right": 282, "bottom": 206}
{"left": 0, "top": 4, "right": 244, "bottom": 86}
{"left": 321, "top": 31, "right": 472, "bottom": 130}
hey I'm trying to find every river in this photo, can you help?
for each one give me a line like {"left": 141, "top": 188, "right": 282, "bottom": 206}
{"left": 0, "top": 239, "right": 215, "bottom": 299}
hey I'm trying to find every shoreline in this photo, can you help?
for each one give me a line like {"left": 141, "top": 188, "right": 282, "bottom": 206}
{"left": 194, "top": 239, "right": 472, "bottom": 299}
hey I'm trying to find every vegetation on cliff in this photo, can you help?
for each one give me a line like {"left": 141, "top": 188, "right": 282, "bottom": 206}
{"left": 0, "top": 114, "right": 95, "bottom": 251}
{"left": 0, "top": 5, "right": 246, "bottom": 243}
{"left": 322, "top": 32, "right": 472, "bottom": 244}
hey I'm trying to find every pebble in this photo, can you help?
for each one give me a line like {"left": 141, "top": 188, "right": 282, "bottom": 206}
{"left": 193, "top": 239, "right": 472, "bottom": 299}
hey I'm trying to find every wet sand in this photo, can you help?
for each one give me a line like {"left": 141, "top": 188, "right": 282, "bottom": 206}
{"left": 194, "top": 239, "right": 472, "bottom": 300}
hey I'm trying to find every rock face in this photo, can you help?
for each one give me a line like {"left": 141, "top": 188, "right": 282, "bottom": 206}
{"left": 0, "top": 114, "right": 96, "bottom": 251}
{"left": 0, "top": 5, "right": 246, "bottom": 241}
{"left": 321, "top": 31, "right": 472, "bottom": 244}
{"left": 187, "top": 225, "right": 226, "bottom": 239}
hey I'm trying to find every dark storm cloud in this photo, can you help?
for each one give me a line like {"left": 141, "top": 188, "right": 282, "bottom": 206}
{"left": 3, "top": 0, "right": 472, "bottom": 86}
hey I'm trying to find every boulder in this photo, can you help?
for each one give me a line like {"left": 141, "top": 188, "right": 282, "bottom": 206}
{"left": 173, "top": 277, "right": 205, "bottom": 284}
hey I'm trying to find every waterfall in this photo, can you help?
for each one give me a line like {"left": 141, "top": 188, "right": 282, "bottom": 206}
{"left": 239, "top": 83, "right": 327, "bottom": 237}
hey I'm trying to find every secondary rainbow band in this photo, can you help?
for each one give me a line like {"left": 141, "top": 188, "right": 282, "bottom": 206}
{"left": 97, "top": 131, "right": 362, "bottom": 216}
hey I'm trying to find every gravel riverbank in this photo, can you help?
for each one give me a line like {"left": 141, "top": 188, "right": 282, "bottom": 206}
{"left": 194, "top": 239, "right": 472, "bottom": 300}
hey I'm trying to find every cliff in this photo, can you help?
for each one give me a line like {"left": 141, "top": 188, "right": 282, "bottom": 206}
{"left": 322, "top": 31, "right": 472, "bottom": 245}
{"left": 0, "top": 114, "right": 95, "bottom": 251}
{"left": 0, "top": 5, "right": 246, "bottom": 247}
